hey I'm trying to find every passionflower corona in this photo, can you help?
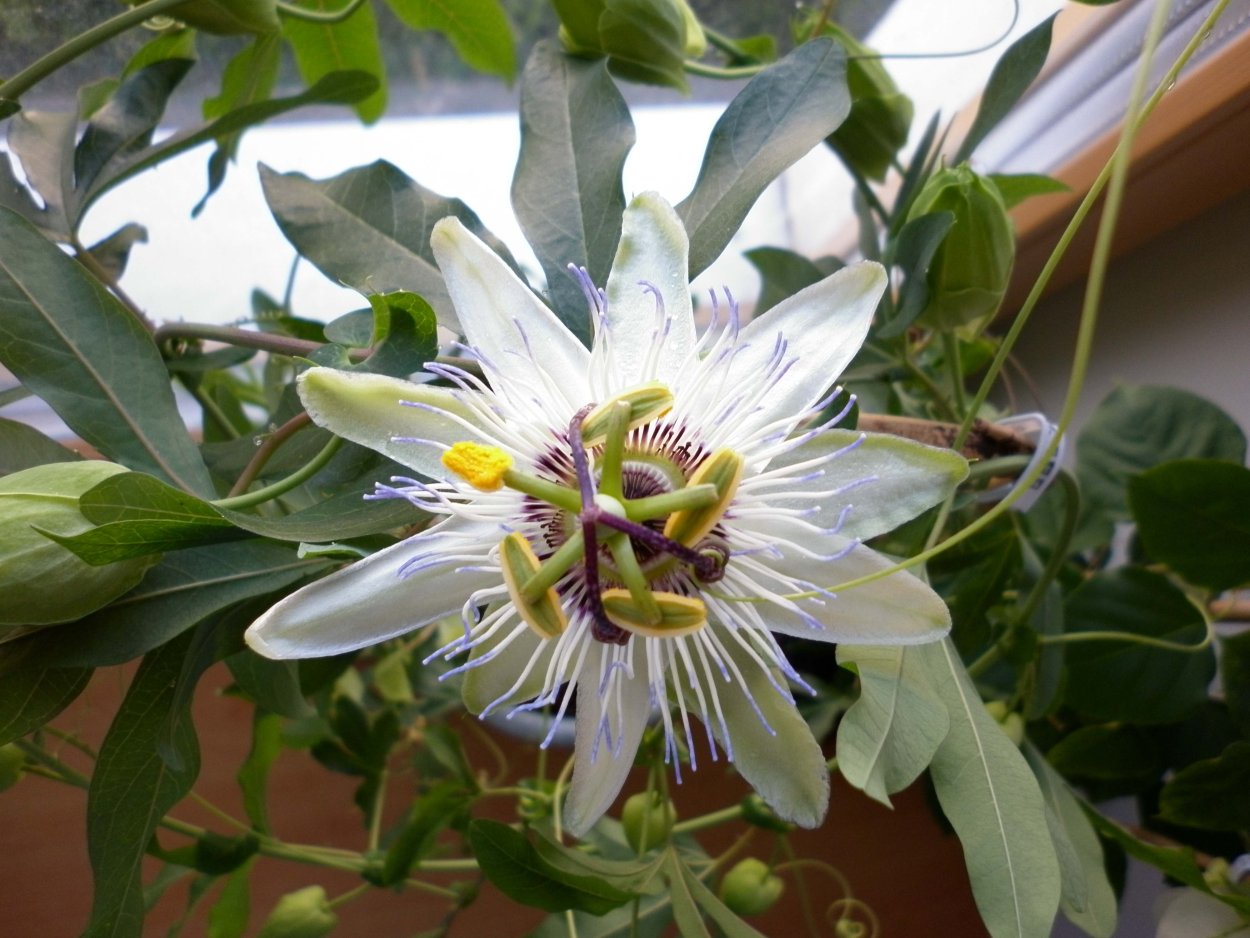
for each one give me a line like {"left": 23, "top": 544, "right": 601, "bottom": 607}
{"left": 246, "top": 193, "right": 967, "bottom": 836}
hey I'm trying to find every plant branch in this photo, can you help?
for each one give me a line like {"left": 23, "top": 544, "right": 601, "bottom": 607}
{"left": 211, "top": 434, "right": 343, "bottom": 510}
{"left": 226, "top": 411, "right": 313, "bottom": 497}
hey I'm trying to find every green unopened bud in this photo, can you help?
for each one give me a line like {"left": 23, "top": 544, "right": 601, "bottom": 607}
{"left": 621, "top": 790, "right": 677, "bottom": 851}
{"left": 257, "top": 885, "right": 338, "bottom": 938}
{"left": 551, "top": 0, "right": 696, "bottom": 91}
{"left": 0, "top": 743, "right": 24, "bottom": 792}
{"left": 984, "top": 701, "right": 1025, "bottom": 746}
{"left": 719, "top": 858, "right": 785, "bottom": 917}
{"left": 908, "top": 165, "right": 1014, "bottom": 336}
{"left": 0, "top": 462, "right": 157, "bottom": 638}
{"left": 819, "top": 23, "right": 913, "bottom": 181}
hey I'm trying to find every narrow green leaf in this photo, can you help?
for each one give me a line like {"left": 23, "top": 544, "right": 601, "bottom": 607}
{"left": 0, "top": 417, "right": 82, "bottom": 475}
{"left": 261, "top": 160, "right": 520, "bottom": 330}
{"left": 1129, "top": 460, "right": 1250, "bottom": 591}
{"left": 919, "top": 638, "right": 1061, "bottom": 938}
{"left": 468, "top": 819, "right": 637, "bottom": 914}
{"left": 988, "top": 173, "right": 1069, "bottom": 209}
{"left": 227, "top": 650, "right": 312, "bottom": 719}
{"left": 677, "top": 39, "right": 851, "bottom": 277}
{"left": 0, "top": 659, "right": 92, "bottom": 745}
{"left": 0, "top": 208, "right": 214, "bottom": 495}
{"left": 1063, "top": 567, "right": 1215, "bottom": 724}
{"left": 836, "top": 643, "right": 950, "bottom": 807}
{"left": 281, "top": 0, "right": 386, "bottom": 122}
{"left": 1084, "top": 810, "right": 1250, "bottom": 915}
{"left": 27, "top": 540, "right": 326, "bottom": 668}
{"left": 678, "top": 859, "right": 767, "bottom": 938}
{"left": 1024, "top": 746, "right": 1118, "bottom": 938}
{"left": 85, "top": 633, "right": 201, "bottom": 938}
{"left": 511, "top": 41, "right": 634, "bottom": 345}
{"left": 880, "top": 210, "right": 954, "bottom": 337}
{"left": 6, "top": 110, "right": 76, "bottom": 237}
{"left": 237, "top": 711, "right": 284, "bottom": 833}
{"left": 664, "top": 852, "right": 711, "bottom": 938}
{"left": 84, "top": 223, "right": 149, "bottom": 282}
{"left": 532, "top": 833, "right": 664, "bottom": 896}
{"left": 953, "top": 15, "right": 1056, "bottom": 164}
{"left": 380, "top": 780, "right": 471, "bottom": 884}
{"left": 206, "top": 858, "right": 254, "bottom": 938}
{"left": 385, "top": 0, "right": 516, "bottom": 79}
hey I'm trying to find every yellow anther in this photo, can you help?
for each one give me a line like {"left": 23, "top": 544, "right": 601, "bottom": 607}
{"left": 581, "top": 383, "right": 674, "bottom": 446}
{"left": 499, "top": 532, "right": 568, "bottom": 640}
{"left": 601, "top": 589, "right": 706, "bottom": 637}
{"left": 442, "top": 442, "right": 513, "bottom": 491}
{"left": 663, "top": 449, "right": 743, "bottom": 547}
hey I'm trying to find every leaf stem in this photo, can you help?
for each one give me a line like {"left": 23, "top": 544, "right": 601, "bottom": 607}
{"left": 670, "top": 803, "right": 742, "bottom": 835}
{"left": 941, "top": 331, "right": 967, "bottom": 417}
{"left": 211, "top": 434, "right": 343, "bottom": 510}
{"left": 155, "top": 322, "right": 370, "bottom": 362}
{"left": 0, "top": 0, "right": 189, "bottom": 112}
{"left": 682, "top": 60, "right": 763, "bottom": 80}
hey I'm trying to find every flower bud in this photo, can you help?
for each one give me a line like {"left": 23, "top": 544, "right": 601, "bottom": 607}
{"left": 551, "top": 0, "right": 704, "bottom": 90}
{"left": 621, "top": 790, "right": 676, "bottom": 851}
{"left": 984, "top": 700, "right": 1025, "bottom": 746}
{"left": 908, "top": 165, "right": 1014, "bottom": 336}
{"left": 0, "top": 462, "right": 156, "bottom": 636}
{"left": 257, "top": 885, "right": 338, "bottom": 938}
{"left": 719, "top": 857, "right": 785, "bottom": 916}
{"left": 819, "top": 23, "right": 913, "bottom": 182}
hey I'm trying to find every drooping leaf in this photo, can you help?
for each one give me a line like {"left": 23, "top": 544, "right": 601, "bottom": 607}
{"left": 385, "top": 0, "right": 516, "bottom": 80}
{"left": 0, "top": 417, "right": 82, "bottom": 475}
{"left": 378, "top": 780, "right": 473, "bottom": 885}
{"left": 919, "top": 638, "right": 1061, "bottom": 938}
{"left": 206, "top": 858, "right": 254, "bottom": 938}
{"left": 836, "top": 643, "right": 949, "bottom": 806}
{"left": 261, "top": 160, "right": 520, "bottom": 330}
{"left": 84, "top": 632, "right": 201, "bottom": 938}
{"left": 354, "top": 291, "right": 439, "bottom": 377}
{"left": 1046, "top": 725, "right": 1159, "bottom": 786}
{"left": 281, "top": 0, "right": 386, "bottom": 122}
{"left": 27, "top": 540, "right": 326, "bottom": 668}
{"left": 227, "top": 649, "right": 312, "bottom": 719}
{"left": 512, "top": 41, "right": 634, "bottom": 345}
{"left": 83, "top": 223, "right": 149, "bottom": 282}
{"left": 674, "top": 853, "right": 768, "bottom": 938}
{"left": 236, "top": 711, "right": 284, "bottom": 833}
{"left": 0, "top": 659, "right": 92, "bottom": 746}
{"left": 953, "top": 15, "right": 1056, "bottom": 164}
{"left": 1023, "top": 746, "right": 1118, "bottom": 938}
{"left": 5, "top": 109, "right": 77, "bottom": 236}
{"left": 1062, "top": 567, "right": 1215, "bottom": 725}
{"left": 0, "top": 208, "right": 214, "bottom": 496}
{"left": 743, "top": 246, "right": 841, "bottom": 316}
{"left": 988, "top": 173, "right": 1069, "bottom": 209}
{"left": 468, "top": 819, "right": 638, "bottom": 914}
{"left": 1129, "top": 460, "right": 1250, "bottom": 592}
{"left": 880, "top": 210, "right": 954, "bottom": 337}
{"left": 677, "top": 39, "right": 851, "bottom": 277}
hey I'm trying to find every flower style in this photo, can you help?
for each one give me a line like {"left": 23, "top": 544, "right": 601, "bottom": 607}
{"left": 246, "top": 193, "right": 967, "bottom": 836}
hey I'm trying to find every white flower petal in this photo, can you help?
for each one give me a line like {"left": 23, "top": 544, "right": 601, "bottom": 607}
{"left": 691, "top": 636, "right": 829, "bottom": 828}
{"left": 718, "top": 262, "right": 885, "bottom": 440}
{"left": 563, "top": 645, "right": 652, "bottom": 838}
{"left": 602, "top": 192, "right": 696, "bottom": 388}
{"left": 245, "top": 518, "right": 498, "bottom": 658}
{"left": 298, "top": 367, "right": 486, "bottom": 480}
{"left": 431, "top": 217, "right": 591, "bottom": 412}
{"left": 741, "top": 536, "right": 951, "bottom": 645}
{"left": 750, "top": 429, "right": 968, "bottom": 540}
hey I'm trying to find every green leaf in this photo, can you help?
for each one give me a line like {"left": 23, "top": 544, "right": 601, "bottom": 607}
{"left": 84, "top": 223, "right": 149, "bottom": 282}
{"left": 0, "top": 417, "right": 82, "bottom": 475}
{"left": 1084, "top": 810, "right": 1250, "bottom": 915}
{"left": 356, "top": 291, "right": 439, "bottom": 377}
{"left": 0, "top": 208, "right": 214, "bottom": 496}
{"left": 1062, "top": 567, "right": 1215, "bottom": 724}
{"left": 256, "top": 884, "right": 337, "bottom": 938}
{"left": 988, "top": 173, "right": 1069, "bottom": 209}
{"left": 532, "top": 833, "right": 664, "bottom": 896}
{"left": 260, "top": 160, "right": 520, "bottom": 330}
{"left": 880, "top": 210, "right": 954, "bottom": 337}
{"left": 1023, "top": 746, "right": 1118, "bottom": 938}
{"left": 27, "top": 540, "right": 326, "bottom": 668}
{"left": 379, "top": 780, "right": 472, "bottom": 884}
{"left": 281, "top": 0, "right": 386, "bottom": 123}
{"left": 237, "top": 711, "right": 284, "bottom": 833}
{"left": 928, "top": 512, "right": 1021, "bottom": 656}
{"left": 675, "top": 855, "right": 767, "bottom": 938}
{"left": 835, "top": 643, "right": 949, "bottom": 806}
{"left": 664, "top": 851, "right": 711, "bottom": 938}
{"left": 129, "top": 0, "right": 280, "bottom": 34}
{"left": 85, "top": 633, "right": 201, "bottom": 938}
{"left": 1046, "top": 725, "right": 1158, "bottom": 784}
{"left": 677, "top": 39, "right": 851, "bottom": 277}
{"left": 206, "top": 858, "right": 254, "bottom": 938}
{"left": 6, "top": 109, "right": 77, "bottom": 236}
{"left": 227, "top": 650, "right": 312, "bottom": 719}
{"left": 0, "top": 658, "right": 92, "bottom": 745}
{"left": 1221, "top": 631, "right": 1250, "bottom": 739}
{"left": 1159, "top": 741, "right": 1250, "bottom": 830}
{"left": 46, "top": 471, "right": 240, "bottom": 565}
{"left": 1076, "top": 385, "right": 1246, "bottom": 533}
{"left": 122, "top": 26, "right": 198, "bottom": 76}
{"left": 468, "top": 819, "right": 638, "bottom": 914}
{"left": 953, "top": 15, "right": 1056, "bottom": 164}
{"left": 385, "top": 0, "right": 516, "bottom": 80}
{"left": 743, "top": 247, "right": 840, "bottom": 316}
{"left": 599, "top": 0, "right": 688, "bottom": 91}
{"left": 1129, "top": 460, "right": 1250, "bottom": 591}
{"left": 919, "top": 638, "right": 1061, "bottom": 938}
{"left": 511, "top": 41, "right": 634, "bottom": 346}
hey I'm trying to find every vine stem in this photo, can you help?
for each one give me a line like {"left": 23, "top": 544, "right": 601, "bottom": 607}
{"left": 226, "top": 412, "right": 312, "bottom": 497}
{"left": 211, "top": 435, "right": 343, "bottom": 510}
{"left": 155, "top": 322, "right": 371, "bottom": 362}
{"left": 0, "top": 0, "right": 189, "bottom": 110}
{"left": 276, "top": 0, "right": 368, "bottom": 23}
